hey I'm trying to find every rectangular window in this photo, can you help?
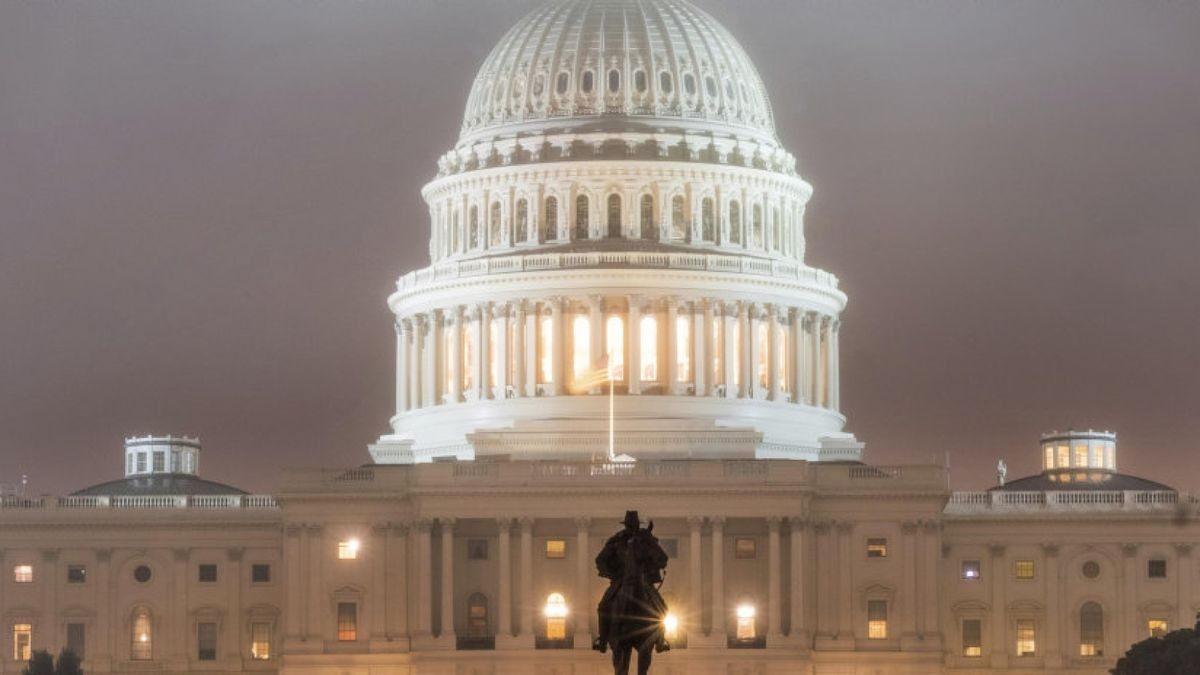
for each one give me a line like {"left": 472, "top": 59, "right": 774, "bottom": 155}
{"left": 1014, "top": 559, "right": 1035, "bottom": 580}
{"left": 250, "top": 622, "right": 271, "bottom": 660}
{"left": 961, "top": 560, "right": 981, "bottom": 580}
{"left": 136, "top": 453, "right": 147, "bottom": 473}
{"left": 545, "top": 539, "right": 566, "bottom": 559}
{"left": 13, "top": 624, "right": 32, "bottom": 662}
{"left": 66, "top": 623, "right": 85, "bottom": 659}
{"left": 660, "top": 538, "right": 678, "bottom": 559}
{"left": 251, "top": 564, "right": 270, "bottom": 583}
{"left": 735, "top": 606, "right": 756, "bottom": 641}
{"left": 734, "top": 538, "right": 757, "bottom": 559}
{"left": 1148, "top": 618, "right": 1169, "bottom": 638}
{"left": 1148, "top": 559, "right": 1167, "bottom": 578}
{"left": 867, "top": 600, "right": 888, "bottom": 639}
{"left": 197, "top": 622, "right": 218, "bottom": 661}
{"left": 1016, "top": 619, "right": 1036, "bottom": 656}
{"left": 962, "top": 619, "right": 982, "bottom": 657}
{"left": 13, "top": 565, "right": 32, "bottom": 583}
{"left": 467, "top": 539, "right": 489, "bottom": 561}
{"left": 198, "top": 564, "right": 218, "bottom": 582}
{"left": 337, "top": 603, "right": 357, "bottom": 642}
{"left": 152, "top": 451, "right": 165, "bottom": 472}
{"left": 1073, "top": 444, "right": 1087, "bottom": 467}
{"left": 67, "top": 565, "right": 87, "bottom": 584}
{"left": 866, "top": 538, "right": 888, "bottom": 558}
{"left": 546, "top": 616, "right": 567, "bottom": 640}
{"left": 337, "top": 540, "right": 360, "bottom": 560}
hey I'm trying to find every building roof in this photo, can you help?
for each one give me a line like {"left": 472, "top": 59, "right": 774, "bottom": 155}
{"left": 72, "top": 474, "right": 248, "bottom": 497}
{"left": 992, "top": 470, "right": 1173, "bottom": 492}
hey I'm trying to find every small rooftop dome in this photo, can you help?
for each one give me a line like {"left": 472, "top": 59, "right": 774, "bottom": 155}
{"left": 72, "top": 435, "right": 246, "bottom": 497}
{"left": 993, "top": 429, "right": 1173, "bottom": 492}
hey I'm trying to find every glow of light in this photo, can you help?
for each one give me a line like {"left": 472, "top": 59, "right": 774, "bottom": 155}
{"left": 139, "top": 634, "right": 148, "bottom": 643}
{"left": 663, "top": 612, "right": 679, "bottom": 637}
{"left": 544, "top": 592, "right": 568, "bottom": 618}
{"left": 736, "top": 604, "right": 756, "bottom": 619}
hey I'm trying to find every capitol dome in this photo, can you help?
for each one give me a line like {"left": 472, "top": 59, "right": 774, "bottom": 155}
{"left": 372, "top": 0, "right": 859, "bottom": 465}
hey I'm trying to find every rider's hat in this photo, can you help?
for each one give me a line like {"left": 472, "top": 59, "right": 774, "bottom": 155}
{"left": 623, "top": 510, "right": 640, "bottom": 528}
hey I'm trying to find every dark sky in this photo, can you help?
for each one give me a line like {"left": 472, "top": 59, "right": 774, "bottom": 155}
{"left": 2, "top": 0, "right": 1198, "bottom": 496}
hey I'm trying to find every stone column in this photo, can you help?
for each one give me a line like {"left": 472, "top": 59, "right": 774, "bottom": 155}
{"left": 828, "top": 319, "right": 841, "bottom": 410}
{"left": 738, "top": 303, "right": 752, "bottom": 398}
{"left": 519, "top": 517, "right": 535, "bottom": 643}
{"left": 1177, "top": 544, "right": 1194, "bottom": 639}
{"left": 767, "top": 517, "right": 783, "bottom": 641}
{"left": 171, "top": 548, "right": 188, "bottom": 664}
{"left": 748, "top": 305, "right": 763, "bottom": 398}
{"left": 710, "top": 517, "right": 726, "bottom": 638}
{"left": 789, "top": 519, "right": 808, "bottom": 643}
{"left": 768, "top": 307, "right": 782, "bottom": 401}
{"left": 298, "top": 525, "right": 311, "bottom": 638}
{"left": 497, "top": 520, "right": 513, "bottom": 639}
{"left": 95, "top": 549, "right": 112, "bottom": 662}
{"left": 41, "top": 550, "right": 58, "bottom": 650}
{"left": 224, "top": 547, "right": 243, "bottom": 661}
{"left": 902, "top": 522, "right": 919, "bottom": 640}
{"left": 1042, "top": 543, "right": 1061, "bottom": 667}
{"left": 809, "top": 314, "right": 823, "bottom": 407}
{"left": 989, "top": 544, "right": 1007, "bottom": 669}
{"left": 371, "top": 525, "right": 388, "bottom": 641}
{"left": 697, "top": 300, "right": 711, "bottom": 396}
{"left": 396, "top": 320, "right": 409, "bottom": 413}
{"left": 496, "top": 303, "right": 510, "bottom": 398}
{"left": 306, "top": 525, "right": 323, "bottom": 641}
{"left": 512, "top": 303, "right": 525, "bottom": 398}
{"left": 1121, "top": 544, "right": 1139, "bottom": 652}
{"left": 921, "top": 521, "right": 940, "bottom": 644}
{"left": 813, "top": 522, "right": 833, "bottom": 637}
{"left": 415, "top": 520, "right": 433, "bottom": 636}
{"left": 524, "top": 302, "right": 538, "bottom": 397}
{"left": 628, "top": 296, "right": 642, "bottom": 394}
{"left": 470, "top": 306, "right": 485, "bottom": 401}
{"left": 666, "top": 297, "right": 679, "bottom": 392}
{"left": 389, "top": 524, "right": 409, "bottom": 641}
{"left": 422, "top": 312, "right": 437, "bottom": 406}
{"left": 574, "top": 518, "right": 591, "bottom": 645}
{"left": 439, "top": 519, "right": 456, "bottom": 641}
{"left": 837, "top": 522, "right": 854, "bottom": 637}
{"left": 284, "top": 526, "right": 303, "bottom": 641}
{"left": 446, "top": 309, "right": 461, "bottom": 404}
{"left": 793, "top": 310, "right": 807, "bottom": 404}
{"left": 687, "top": 518, "right": 704, "bottom": 638}
{"left": 550, "top": 299, "right": 565, "bottom": 395}
{"left": 408, "top": 318, "right": 421, "bottom": 409}
{"left": 721, "top": 304, "right": 736, "bottom": 398}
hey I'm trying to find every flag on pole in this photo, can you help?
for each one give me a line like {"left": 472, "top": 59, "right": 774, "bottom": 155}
{"left": 568, "top": 354, "right": 611, "bottom": 394}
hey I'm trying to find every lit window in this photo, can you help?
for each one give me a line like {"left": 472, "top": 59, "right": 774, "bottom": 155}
{"left": 467, "top": 593, "right": 489, "bottom": 638}
{"left": 676, "top": 315, "right": 691, "bottom": 382}
{"left": 1056, "top": 444, "right": 1069, "bottom": 468}
{"left": 489, "top": 319, "right": 499, "bottom": 390}
{"left": 866, "top": 538, "right": 888, "bottom": 558}
{"left": 778, "top": 321, "right": 788, "bottom": 393}
{"left": 1089, "top": 444, "right": 1102, "bottom": 468}
{"left": 1074, "top": 444, "right": 1088, "bottom": 467}
{"left": 734, "top": 538, "right": 757, "bottom": 559}
{"left": 1105, "top": 444, "right": 1115, "bottom": 469}
{"left": 572, "top": 315, "right": 591, "bottom": 383}
{"left": 131, "top": 608, "right": 153, "bottom": 660}
{"left": 467, "top": 539, "right": 489, "bottom": 561}
{"left": 1014, "top": 560, "right": 1035, "bottom": 580}
{"left": 1079, "top": 602, "right": 1103, "bottom": 656}
{"left": 1043, "top": 445, "right": 1054, "bottom": 470}
{"left": 250, "top": 622, "right": 271, "bottom": 660}
{"left": 735, "top": 603, "right": 756, "bottom": 640}
{"left": 13, "top": 624, "right": 32, "bottom": 661}
{"left": 756, "top": 320, "right": 768, "bottom": 388}
{"left": 336, "top": 602, "right": 357, "bottom": 641}
{"left": 338, "top": 539, "right": 360, "bottom": 560}
{"left": 462, "top": 321, "right": 474, "bottom": 391}
{"left": 197, "top": 622, "right": 218, "bottom": 661}
{"left": 1148, "top": 618, "right": 1168, "bottom": 638}
{"left": 1148, "top": 559, "right": 1167, "bottom": 579}
{"left": 1016, "top": 619, "right": 1036, "bottom": 656}
{"left": 640, "top": 315, "right": 658, "bottom": 381}
{"left": 867, "top": 600, "right": 888, "bottom": 639}
{"left": 14, "top": 565, "right": 33, "bottom": 583}
{"left": 251, "top": 564, "right": 271, "bottom": 583}
{"left": 198, "top": 564, "right": 218, "bottom": 582}
{"left": 539, "top": 315, "right": 553, "bottom": 384}
{"left": 606, "top": 315, "right": 624, "bottom": 380}
{"left": 66, "top": 622, "right": 85, "bottom": 659}
{"left": 663, "top": 612, "right": 680, "bottom": 640}
{"left": 545, "top": 539, "right": 566, "bottom": 559}
{"left": 961, "top": 560, "right": 981, "bottom": 580}
{"left": 962, "top": 619, "right": 982, "bottom": 657}
{"left": 544, "top": 593, "right": 568, "bottom": 640}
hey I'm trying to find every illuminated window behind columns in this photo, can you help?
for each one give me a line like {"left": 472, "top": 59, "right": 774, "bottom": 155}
{"left": 778, "top": 321, "right": 788, "bottom": 393}
{"left": 1148, "top": 618, "right": 1168, "bottom": 637}
{"left": 675, "top": 315, "right": 691, "bottom": 382}
{"left": 1056, "top": 444, "right": 1069, "bottom": 468}
{"left": 1016, "top": 619, "right": 1036, "bottom": 656}
{"left": 867, "top": 600, "right": 888, "bottom": 639}
{"left": 756, "top": 321, "right": 768, "bottom": 389}
{"left": 131, "top": 608, "right": 152, "bottom": 660}
{"left": 1089, "top": 443, "right": 1102, "bottom": 468}
{"left": 461, "top": 320, "right": 474, "bottom": 391}
{"left": 711, "top": 316, "right": 724, "bottom": 385}
{"left": 539, "top": 315, "right": 553, "bottom": 383}
{"left": 13, "top": 624, "right": 32, "bottom": 661}
{"left": 488, "top": 320, "right": 499, "bottom": 390}
{"left": 606, "top": 315, "right": 625, "bottom": 380}
{"left": 572, "top": 315, "right": 591, "bottom": 382}
{"left": 442, "top": 327, "right": 453, "bottom": 393}
{"left": 640, "top": 316, "right": 658, "bottom": 381}
{"left": 732, "top": 319, "right": 743, "bottom": 390}
{"left": 1105, "top": 444, "right": 1115, "bottom": 469}
{"left": 1074, "top": 444, "right": 1088, "bottom": 468}
{"left": 1044, "top": 445, "right": 1054, "bottom": 470}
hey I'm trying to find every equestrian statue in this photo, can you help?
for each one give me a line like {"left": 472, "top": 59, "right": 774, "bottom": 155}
{"left": 593, "top": 510, "right": 671, "bottom": 675}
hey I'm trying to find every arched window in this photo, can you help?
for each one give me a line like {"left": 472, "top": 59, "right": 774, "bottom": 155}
{"left": 735, "top": 601, "right": 756, "bottom": 641}
{"left": 701, "top": 198, "right": 715, "bottom": 242}
{"left": 451, "top": 211, "right": 460, "bottom": 253}
{"left": 516, "top": 198, "right": 529, "bottom": 243}
{"left": 640, "top": 194, "right": 656, "bottom": 240}
{"left": 581, "top": 71, "right": 594, "bottom": 94}
{"left": 572, "top": 315, "right": 591, "bottom": 383}
{"left": 752, "top": 204, "right": 763, "bottom": 248}
{"left": 533, "top": 74, "right": 545, "bottom": 97}
{"left": 671, "top": 195, "right": 686, "bottom": 240}
{"left": 467, "top": 593, "right": 489, "bottom": 638}
{"left": 131, "top": 607, "right": 153, "bottom": 660}
{"left": 729, "top": 201, "right": 742, "bottom": 244}
{"left": 544, "top": 593, "right": 569, "bottom": 640}
{"left": 556, "top": 72, "right": 570, "bottom": 95}
{"left": 543, "top": 196, "right": 558, "bottom": 241}
{"left": 490, "top": 201, "right": 502, "bottom": 246}
{"left": 608, "top": 69, "right": 621, "bottom": 93}
{"left": 575, "top": 195, "right": 590, "bottom": 240}
{"left": 640, "top": 315, "right": 658, "bottom": 382}
{"left": 606, "top": 316, "right": 625, "bottom": 380}
{"left": 659, "top": 72, "right": 673, "bottom": 94}
{"left": 469, "top": 206, "right": 479, "bottom": 249}
{"left": 607, "top": 194, "right": 622, "bottom": 238}
{"left": 705, "top": 76, "right": 717, "bottom": 98}
{"left": 683, "top": 73, "right": 696, "bottom": 96}
{"left": 772, "top": 207, "right": 782, "bottom": 252}
{"left": 634, "top": 70, "right": 647, "bottom": 93}
{"left": 1080, "top": 602, "right": 1104, "bottom": 656}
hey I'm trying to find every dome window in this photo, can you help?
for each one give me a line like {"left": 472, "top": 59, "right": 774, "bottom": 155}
{"left": 683, "top": 73, "right": 696, "bottom": 96}
{"left": 724, "top": 78, "right": 735, "bottom": 100}
{"left": 543, "top": 196, "right": 558, "bottom": 241}
{"left": 515, "top": 199, "right": 529, "bottom": 243}
{"left": 701, "top": 198, "right": 715, "bottom": 242}
{"left": 728, "top": 201, "right": 742, "bottom": 245}
{"left": 533, "top": 74, "right": 545, "bottom": 96}
{"left": 640, "top": 194, "right": 656, "bottom": 241}
{"left": 741, "top": 81, "right": 750, "bottom": 102}
{"left": 634, "top": 70, "right": 647, "bottom": 94}
{"left": 671, "top": 195, "right": 687, "bottom": 241}
{"left": 607, "top": 194, "right": 622, "bottom": 238}
{"left": 659, "top": 71, "right": 673, "bottom": 94}
{"left": 581, "top": 71, "right": 594, "bottom": 94}
{"left": 575, "top": 195, "right": 590, "bottom": 240}
{"left": 705, "top": 76, "right": 717, "bottom": 98}
{"left": 556, "top": 72, "right": 570, "bottom": 95}
{"left": 608, "top": 69, "right": 621, "bottom": 94}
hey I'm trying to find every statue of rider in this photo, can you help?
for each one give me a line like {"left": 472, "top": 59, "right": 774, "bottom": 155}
{"left": 593, "top": 510, "right": 670, "bottom": 654}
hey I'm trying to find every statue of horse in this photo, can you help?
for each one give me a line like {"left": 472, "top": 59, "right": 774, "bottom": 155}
{"left": 594, "top": 511, "right": 670, "bottom": 675}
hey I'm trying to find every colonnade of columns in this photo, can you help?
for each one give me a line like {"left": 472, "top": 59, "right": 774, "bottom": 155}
{"left": 395, "top": 297, "right": 840, "bottom": 415}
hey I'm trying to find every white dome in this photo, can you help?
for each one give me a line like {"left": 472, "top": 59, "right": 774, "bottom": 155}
{"left": 460, "top": 0, "right": 777, "bottom": 147}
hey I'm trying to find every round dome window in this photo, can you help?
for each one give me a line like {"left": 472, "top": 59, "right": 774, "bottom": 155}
{"left": 1082, "top": 561, "right": 1100, "bottom": 579}
{"left": 133, "top": 565, "right": 152, "bottom": 583}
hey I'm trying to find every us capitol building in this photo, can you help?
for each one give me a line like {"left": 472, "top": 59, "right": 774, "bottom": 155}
{"left": 2, "top": 1, "right": 1195, "bottom": 674}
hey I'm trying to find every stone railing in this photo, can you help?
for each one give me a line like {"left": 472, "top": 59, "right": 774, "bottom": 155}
{"left": 0, "top": 495, "right": 278, "bottom": 511}
{"left": 396, "top": 251, "right": 840, "bottom": 294}
{"left": 945, "top": 490, "right": 1194, "bottom": 514}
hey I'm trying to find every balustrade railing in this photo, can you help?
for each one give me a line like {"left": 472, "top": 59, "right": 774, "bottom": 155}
{"left": 946, "top": 490, "right": 1193, "bottom": 513}
{"left": 0, "top": 494, "right": 278, "bottom": 511}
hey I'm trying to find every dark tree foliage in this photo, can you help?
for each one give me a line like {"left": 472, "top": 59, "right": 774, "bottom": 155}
{"left": 21, "top": 650, "right": 55, "bottom": 675}
{"left": 1111, "top": 619, "right": 1200, "bottom": 675}
{"left": 55, "top": 649, "right": 83, "bottom": 675}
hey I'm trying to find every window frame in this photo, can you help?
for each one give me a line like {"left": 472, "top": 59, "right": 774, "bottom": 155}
{"left": 251, "top": 563, "right": 271, "bottom": 584}
{"left": 960, "top": 559, "right": 982, "bottom": 580}
{"left": 197, "top": 563, "right": 218, "bottom": 583}
{"left": 866, "top": 538, "right": 888, "bottom": 559}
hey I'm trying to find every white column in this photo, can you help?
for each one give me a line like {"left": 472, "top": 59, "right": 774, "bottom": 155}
{"left": 519, "top": 517, "right": 535, "bottom": 642}
{"left": 767, "top": 517, "right": 783, "bottom": 640}
{"left": 710, "top": 517, "right": 726, "bottom": 638}
{"left": 829, "top": 319, "right": 841, "bottom": 410}
{"left": 497, "top": 519, "right": 513, "bottom": 638}
{"left": 809, "top": 314, "right": 823, "bottom": 407}
{"left": 574, "top": 518, "right": 591, "bottom": 644}
{"left": 306, "top": 525, "right": 323, "bottom": 641}
{"left": 589, "top": 295, "right": 604, "bottom": 392}
{"left": 170, "top": 550, "right": 187, "bottom": 664}
{"left": 768, "top": 307, "right": 782, "bottom": 401}
{"left": 439, "top": 519, "right": 456, "bottom": 640}
{"left": 496, "top": 303, "right": 510, "bottom": 398}
{"left": 524, "top": 302, "right": 538, "bottom": 397}
{"left": 721, "top": 304, "right": 736, "bottom": 399}
{"left": 688, "top": 518, "right": 704, "bottom": 639}
{"left": 94, "top": 549, "right": 112, "bottom": 662}
{"left": 396, "top": 320, "right": 409, "bottom": 413}
{"left": 666, "top": 297, "right": 679, "bottom": 392}
{"left": 697, "top": 300, "right": 712, "bottom": 396}
{"left": 789, "top": 520, "right": 807, "bottom": 643}
{"left": 550, "top": 299, "right": 565, "bottom": 395}
{"left": 628, "top": 296, "right": 642, "bottom": 394}
{"left": 471, "top": 306, "right": 485, "bottom": 401}
{"left": 447, "top": 309, "right": 461, "bottom": 404}
{"left": 389, "top": 524, "right": 409, "bottom": 640}
{"left": 738, "top": 303, "right": 752, "bottom": 398}
{"left": 747, "top": 304, "right": 762, "bottom": 398}
{"left": 298, "top": 526, "right": 311, "bottom": 638}
{"left": 411, "top": 316, "right": 425, "bottom": 409}
{"left": 512, "top": 303, "right": 526, "bottom": 398}
{"left": 1121, "top": 544, "right": 1139, "bottom": 654}
{"left": 793, "top": 310, "right": 807, "bottom": 404}
{"left": 416, "top": 520, "right": 433, "bottom": 636}
{"left": 423, "top": 313, "right": 437, "bottom": 406}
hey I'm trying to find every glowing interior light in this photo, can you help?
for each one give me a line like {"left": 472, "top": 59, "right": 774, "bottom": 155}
{"left": 663, "top": 612, "right": 680, "bottom": 638}
{"left": 736, "top": 604, "right": 756, "bottom": 619}
{"left": 544, "top": 592, "right": 569, "bottom": 618}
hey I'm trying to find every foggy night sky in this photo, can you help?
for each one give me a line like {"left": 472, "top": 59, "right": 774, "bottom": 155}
{"left": 1, "top": 0, "right": 1198, "bottom": 496}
